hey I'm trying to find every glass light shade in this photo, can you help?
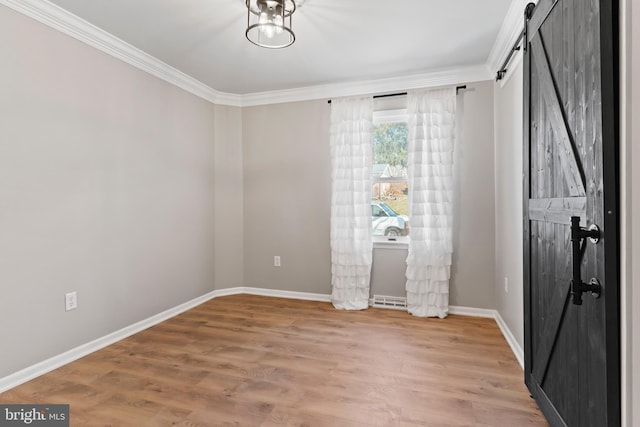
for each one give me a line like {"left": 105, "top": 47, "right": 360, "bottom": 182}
{"left": 246, "top": 0, "right": 296, "bottom": 48}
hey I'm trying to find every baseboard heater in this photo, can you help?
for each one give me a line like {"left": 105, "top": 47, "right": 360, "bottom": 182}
{"left": 371, "top": 295, "right": 407, "bottom": 310}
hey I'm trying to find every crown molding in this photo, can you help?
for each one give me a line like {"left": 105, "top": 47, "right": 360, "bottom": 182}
{"left": 240, "top": 64, "right": 493, "bottom": 106}
{"left": 3, "top": 0, "right": 494, "bottom": 108}
{"left": 0, "top": 0, "right": 243, "bottom": 107}
{"left": 486, "top": 0, "right": 537, "bottom": 79}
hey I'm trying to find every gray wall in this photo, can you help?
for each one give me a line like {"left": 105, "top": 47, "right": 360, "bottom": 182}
{"left": 493, "top": 56, "right": 525, "bottom": 347}
{"left": 371, "top": 247, "right": 408, "bottom": 297}
{"left": 450, "top": 81, "right": 496, "bottom": 309}
{"left": 240, "top": 82, "right": 497, "bottom": 309}
{"left": 213, "top": 104, "right": 244, "bottom": 289}
{"left": 0, "top": 6, "right": 223, "bottom": 378}
{"left": 241, "top": 100, "right": 332, "bottom": 294}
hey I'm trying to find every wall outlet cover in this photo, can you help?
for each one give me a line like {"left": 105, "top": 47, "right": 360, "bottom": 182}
{"left": 65, "top": 291, "right": 77, "bottom": 311}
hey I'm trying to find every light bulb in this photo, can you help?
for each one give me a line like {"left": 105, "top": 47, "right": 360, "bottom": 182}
{"left": 273, "top": 3, "right": 284, "bottom": 34}
{"left": 262, "top": 24, "right": 275, "bottom": 38}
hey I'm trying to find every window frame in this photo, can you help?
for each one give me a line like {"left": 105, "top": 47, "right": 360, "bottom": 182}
{"left": 372, "top": 108, "right": 410, "bottom": 247}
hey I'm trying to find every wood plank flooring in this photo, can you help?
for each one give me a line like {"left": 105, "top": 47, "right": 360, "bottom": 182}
{"left": 0, "top": 294, "right": 548, "bottom": 426}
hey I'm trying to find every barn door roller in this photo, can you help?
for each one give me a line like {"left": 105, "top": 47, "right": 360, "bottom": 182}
{"left": 570, "top": 216, "right": 601, "bottom": 305}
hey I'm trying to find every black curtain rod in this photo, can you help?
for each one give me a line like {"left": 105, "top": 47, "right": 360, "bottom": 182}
{"left": 327, "top": 85, "right": 467, "bottom": 104}
{"left": 374, "top": 92, "right": 407, "bottom": 99}
{"left": 496, "top": 29, "right": 525, "bottom": 81}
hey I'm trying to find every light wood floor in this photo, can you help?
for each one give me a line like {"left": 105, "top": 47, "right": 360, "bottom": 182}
{"left": 0, "top": 294, "right": 548, "bottom": 426}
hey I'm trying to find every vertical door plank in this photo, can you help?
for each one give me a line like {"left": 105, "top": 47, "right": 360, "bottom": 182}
{"left": 530, "top": 37, "right": 586, "bottom": 197}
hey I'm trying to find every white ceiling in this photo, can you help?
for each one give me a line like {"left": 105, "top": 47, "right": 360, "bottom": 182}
{"left": 42, "top": 0, "right": 513, "bottom": 95}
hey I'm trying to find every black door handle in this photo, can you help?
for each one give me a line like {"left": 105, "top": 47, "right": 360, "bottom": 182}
{"left": 570, "top": 216, "right": 602, "bottom": 305}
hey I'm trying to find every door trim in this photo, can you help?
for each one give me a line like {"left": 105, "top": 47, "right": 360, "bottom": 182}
{"left": 599, "top": 0, "right": 621, "bottom": 424}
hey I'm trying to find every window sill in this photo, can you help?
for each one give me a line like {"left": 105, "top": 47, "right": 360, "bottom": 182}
{"left": 373, "top": 237, "right": 409, "bottom": 250}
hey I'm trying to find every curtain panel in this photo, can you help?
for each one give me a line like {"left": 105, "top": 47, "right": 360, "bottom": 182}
{"left": 406, "top": 88, "right": 457, "bottom": 318}
{"left": 329, "top": 97, "right": 373, "bottom": 310}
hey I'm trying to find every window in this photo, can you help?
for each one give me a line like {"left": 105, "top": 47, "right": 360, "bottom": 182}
{"left": 372, "top": 109, "right": 409, "bottom": 241}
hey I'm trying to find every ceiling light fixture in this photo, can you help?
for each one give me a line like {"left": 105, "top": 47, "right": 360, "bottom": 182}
{"left": 245, "top": 0, "right": 297, "bottom": 49}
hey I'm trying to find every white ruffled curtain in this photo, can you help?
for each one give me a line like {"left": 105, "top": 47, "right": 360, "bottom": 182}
{"left": 406, "top": 88, "right": 457, "bottom": 318}
{"left": 329, "top": 96, "right": 373, "bottom": 310}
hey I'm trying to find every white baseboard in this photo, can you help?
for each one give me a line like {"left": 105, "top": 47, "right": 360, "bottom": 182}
{"left": 0, "top": 287, "right": 522, "bottom": 393}
{"left": 226, "top": 286, "right": 332, "bottom": 302}
{"left": 494, "top": 310, "right": 525, "bottom": 369}
{"left": 451, "top": 306, "right": 524, "bottom": 369}
{"left": 449, "top": 305, "right": 496, "bottom": 318}
{"left": 232, "top": 288, "right": 524, "bottom": 371}
{"left": 0, "top": 289, "right": 218, "bottom": 394}
{"left": 210, "top": 286, "right": 245, "bottom": 298}
{"left": 0, "top": 287, "right": 329, "bottom": 393}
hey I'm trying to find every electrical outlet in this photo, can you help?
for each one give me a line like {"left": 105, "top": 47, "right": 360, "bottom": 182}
{"left": 504, "top": 277, "right": 509, "bottom": 293}
{"left": 65, "top": 291, "right": 77, "bottom": 311}
{"left": 274, "top": 256, "right": 281, "bottom": 267}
